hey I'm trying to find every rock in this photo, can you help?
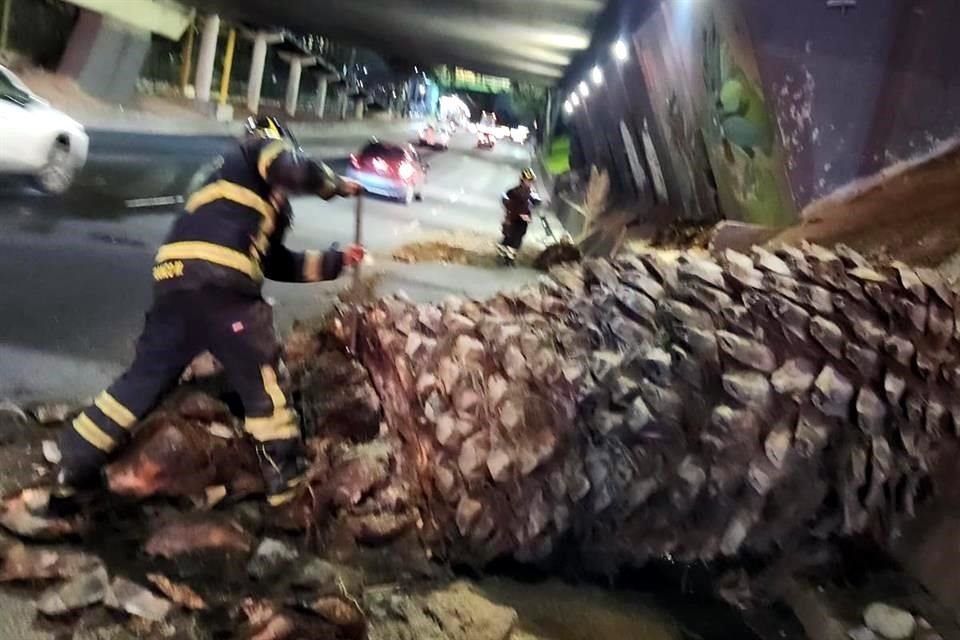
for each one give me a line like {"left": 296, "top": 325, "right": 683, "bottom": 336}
{"left": 0, "top": 543, "right": 102, "bottom": 582}
{"left": 180, "top": 351, "right": 222, "bottom": 381}
{"left": 31, "top": 403, "right": 77, "bottom": 425}
{"left": 41, "top": 440, "right": 61, "bottom": 465}
{"left": 848, "top": 627, "right": 881, "bottom": 640}
{"left": 291, "top": 558, "right": 364, "bottom": 598}
{"left": 0, "top": 487, "right": 88, "bottom": 540}
{"left": 104, "top": 577, "right": 172, "bottom": 622}
{"left": 144, "top": 515, "right": 252, "bottom": 559}
{"left": 37, "top": 565, "right": 109, "bottom": 616}
{"left": 146, "top": 574, "right": 207, "bottom": 611}
{"left": 0, "top": 399, "right": 28, "bottom": 423}
{"left": 864, "top": 603, "right": 917, "bottom": 640}
{"left": 424, "top": 581, "right": 518, "bottom": 640}
{"left": 248, "top": 538, "right": 300, "bottom": 581}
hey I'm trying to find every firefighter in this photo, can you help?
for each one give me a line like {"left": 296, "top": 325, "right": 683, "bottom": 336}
{"left": 54, "top": 116, "right": 363, "bottom": 508}
{"left": 496, "top": 168, "right": 541, "bottom": 266}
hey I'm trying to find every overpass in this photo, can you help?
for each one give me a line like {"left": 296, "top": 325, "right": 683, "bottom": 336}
{"left": 184, "top": 0, "right": 608, "bottom": 85}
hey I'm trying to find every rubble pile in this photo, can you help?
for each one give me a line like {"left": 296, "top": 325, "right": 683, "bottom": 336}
{"left": 0, "top": 241, "right": 958, "bottom": 636}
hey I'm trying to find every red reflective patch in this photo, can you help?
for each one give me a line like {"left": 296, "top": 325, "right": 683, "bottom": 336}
{"left": 232, "top": 322, "right": 245, "bottom": 333}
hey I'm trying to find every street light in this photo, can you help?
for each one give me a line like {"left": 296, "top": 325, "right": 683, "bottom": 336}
{"left": 563, "top": 101, "right": 574, "bottom": 115}
{"left": 578, "top": 81, "right": 589, "bottom": 98}
{"left": 591, "top": 66, "right": 603, "bottom": 86}
{"left": 418, "top": 84, "right": 427, "bottom": 96}
{"left": 613, "top": 39, "right": 629, "bottom": 62}
{"left": 570, "top": 93, "right": 581, "bottom": 108}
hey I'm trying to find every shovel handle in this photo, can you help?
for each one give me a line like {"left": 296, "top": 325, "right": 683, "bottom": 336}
{"left": 349, "top": 193, "right": 364, "bottom": 353}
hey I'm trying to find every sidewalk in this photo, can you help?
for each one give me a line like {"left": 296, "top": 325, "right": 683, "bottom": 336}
{"left": 18, "top": 67, "right": 421, "bottom": 139}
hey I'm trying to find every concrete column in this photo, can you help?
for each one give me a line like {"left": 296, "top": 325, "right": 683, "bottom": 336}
{"left": 316, "top": 76, "right": 328, "bottom": 119}
{"left": 285, "top": 58, "right": 302, "bottom": 117}
{"left": 194, "top": 14, "right": 219, "bottom": 102}
{"left": 247, "top": 32, "right": 268, "bottom": 114}
{"left": 354, "top": 98, "right": 364, "bottom": 120}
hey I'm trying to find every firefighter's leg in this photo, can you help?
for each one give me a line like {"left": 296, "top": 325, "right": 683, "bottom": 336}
{"left": 57, "top": 292, "right": 196, "bottom": 492}
{"left": 497, "top": 219, "right": 527, "bottom": 266}
{"left": 204, "top": 293, "right": 306, "bottom": 506}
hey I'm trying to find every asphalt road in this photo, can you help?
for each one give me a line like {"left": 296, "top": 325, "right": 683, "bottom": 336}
{"left": 0, "top": 124, "right": 555, "bottom": 402}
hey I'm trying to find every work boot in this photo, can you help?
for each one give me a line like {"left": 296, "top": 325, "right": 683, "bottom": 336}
{"left": 55, "top": 426, "right": 110, "bottom": 490}
{"left": 257, "top": 438, "right": 309, "bottom": 507}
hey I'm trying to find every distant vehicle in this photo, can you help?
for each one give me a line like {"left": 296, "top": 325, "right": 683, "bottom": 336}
{"left": 418, "top": 124, "right": 450, "bottom": 150}
{"left": 477, "top": 132, "right": 495, "bottom": 150}
{"left": 347, "top": 140, "right": 426, "bottom": 205}
{"left": 0, "top": 65, "right": 88, "bottom": 194}
{"left": 480, "top": 111, "right": 497, "bottom": 129}
{"left": 510, "top": 126, "right": 530, "bottom": 144}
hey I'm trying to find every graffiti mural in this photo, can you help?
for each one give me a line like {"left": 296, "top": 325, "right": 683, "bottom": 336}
{"left": 630, "top": 0, "right": 794, "bottom": 225}
{"left": 696, "top": 3, "right": 794, "bottom": 225}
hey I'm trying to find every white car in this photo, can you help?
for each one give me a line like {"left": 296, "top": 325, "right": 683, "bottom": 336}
{"left": 0, "top": 65, "right": 88, "bottom": 194}
{"left": 418, "top": 124, "right": 450, "bottom": 150}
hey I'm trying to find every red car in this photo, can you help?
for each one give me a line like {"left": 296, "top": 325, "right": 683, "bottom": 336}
{"left": 347, "top": 140, "right": 426, "bottom": 204}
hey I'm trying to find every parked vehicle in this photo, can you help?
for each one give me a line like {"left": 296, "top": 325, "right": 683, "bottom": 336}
{"left": 418, "top": 124, "right": 450, "bottom": 150}
{"left": 347, "top": 140, "right": 426, "bottom": 204}
{"left": 0, "top": 65, "right": 88, "bottom": 194}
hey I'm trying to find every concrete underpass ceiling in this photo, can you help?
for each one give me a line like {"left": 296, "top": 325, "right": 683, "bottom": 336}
{"left": 185, "top": 0, "right": 608, "bottom": 84}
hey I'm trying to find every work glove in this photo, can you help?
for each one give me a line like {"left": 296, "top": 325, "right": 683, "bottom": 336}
{"left": 343, "top": 244, "right": 365, "bottom": 267}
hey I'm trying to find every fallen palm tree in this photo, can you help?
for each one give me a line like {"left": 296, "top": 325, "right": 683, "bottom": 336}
{"left": 287, "top": 242, "right": 960, "bottom": 582}
{"left": 6, "top": 241, "right": 957, "bottom": 622}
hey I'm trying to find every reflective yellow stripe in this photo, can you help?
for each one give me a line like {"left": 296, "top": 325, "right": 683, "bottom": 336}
{"left": 156, "top": 242, "right": 262, "bottom": 280}
{"left": 186, "top": 180, "right": 275, "bottom": 220}
{"left": 260, "top": 366, "right": 287, "bottom": 410}
{"left": 94, "top": 392, "right": 136, "bottom": 429}
{"left": 258, "top": 141, "right": 290, "bottom": 180}
{"left": 245, "top": 409, "right": 299, "bottom": 442}
{"left": 303, "top": 250, "right": 322, "bottom": 282}
{"left": 72, "top": 413, "right": 115, "bottom": 452}
{"left": 268, "top": 488, "right": 298, "bottom": 506}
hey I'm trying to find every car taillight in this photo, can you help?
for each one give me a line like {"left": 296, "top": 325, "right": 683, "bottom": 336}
{"left": 350, "top": 154, "right": 360, "bottom": 169}
{"left": 372, "top": 157, "right": 389, "bottom": 173}
{"left": 398, "top": 161, "right": 415, "bottom": 181}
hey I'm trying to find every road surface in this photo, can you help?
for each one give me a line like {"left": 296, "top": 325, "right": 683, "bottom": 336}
{"left": 0, "top": 123, "right": 557, "bottom": 402}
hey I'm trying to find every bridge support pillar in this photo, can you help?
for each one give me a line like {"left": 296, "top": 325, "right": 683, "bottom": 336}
{"left": 285, "top": 58, "right": 302, "bottom": 117}
{"left": 247, "top": 32, "right": 268, "bottom": 114}
{"left": 316, "top": 77, "right": 328, "bottom": 119}
{"left": 194, "top": 14, "right": 219, "bottom": 103}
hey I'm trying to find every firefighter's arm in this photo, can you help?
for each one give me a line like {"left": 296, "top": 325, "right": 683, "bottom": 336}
{"left": 258, "top": 141, "right": 356, "bottom": 199}
{"left": 263, "top": 244, "right": 364, "bottom": 283}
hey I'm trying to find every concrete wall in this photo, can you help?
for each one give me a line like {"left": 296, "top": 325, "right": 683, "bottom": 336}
{"left": 59, "top": 10, "right": 151, "bottom": 104}
{"left": 745, "top": 0, "right": 960, "bottom": 208}
{"left": 4, "top": 0, "right": 79, "bottom": 69}
{"left": 565, "top": 0, "right": 960, "bottom": 227}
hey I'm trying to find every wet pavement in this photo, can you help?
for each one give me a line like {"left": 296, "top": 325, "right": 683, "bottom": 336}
{"left": 0, "top": 125, "right": 552, "bottom": 402}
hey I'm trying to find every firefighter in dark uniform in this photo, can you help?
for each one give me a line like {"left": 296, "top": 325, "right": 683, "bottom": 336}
{"left": 54, "top": 116, "right": 364, "bottom": 507}
{"left": 496, "top": 168, "right": 540, "bottom": 266}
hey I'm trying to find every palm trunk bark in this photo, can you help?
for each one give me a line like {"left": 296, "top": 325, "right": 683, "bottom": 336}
{"left": 289, "top": 242, "right": 959, "bottom": 573}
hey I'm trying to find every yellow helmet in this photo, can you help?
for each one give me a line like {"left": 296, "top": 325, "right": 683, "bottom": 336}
{"left": 520, "top": 167, "right": 537, "bottom": 182}
{"left": 245, "top": 115, "right": 287, "bottom": 140}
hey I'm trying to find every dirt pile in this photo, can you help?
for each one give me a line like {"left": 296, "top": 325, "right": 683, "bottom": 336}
{"left": 390, "top": 230, "right": 581, "bottom": 271}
